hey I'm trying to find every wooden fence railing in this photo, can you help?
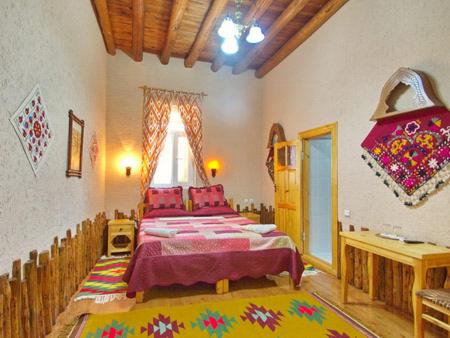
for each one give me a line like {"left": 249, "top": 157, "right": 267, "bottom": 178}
{"left": 0, "top": 212, "right": 107, "bottom": 338}
{"left": 236, "top": 203, "right": 275, "bottom": 224}
{"left": 342, "top": 224, "right": 448, "bottom": 314}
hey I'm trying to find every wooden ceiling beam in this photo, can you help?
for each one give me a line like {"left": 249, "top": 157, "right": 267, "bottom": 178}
{"left": 211, "top": 0, "right": 274, "bottom": 73}
{"left": 232, "top": 0, "right": 311, "bottom": 75}
{"left": 132, "top": 0, "right": 145, "bottom": 62}
{"left": 256, "top": 0, "right": 348, "bottom": 78}
{"left": 92, "top": 0, "right": 116, "bottom": 55}
{"left": 184, "top": 0, "right": 229, "bottom": 68}
{"left": 160, "top": 0, "right": 189, "bottom": 65}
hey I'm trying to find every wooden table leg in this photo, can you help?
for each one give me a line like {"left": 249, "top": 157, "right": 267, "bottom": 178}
{"left": 368, "top": 253, "right": 378, "bottom": 301}
{"left": 412, "top": 263, "right": 425, "bottom": 338}
{"left": 340, "top": 238, "right": 349, "bottom": 304}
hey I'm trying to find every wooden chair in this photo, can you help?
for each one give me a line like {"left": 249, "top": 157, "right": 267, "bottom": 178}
{"left": 415, "top": 274, "right": 450, "bottom": 338}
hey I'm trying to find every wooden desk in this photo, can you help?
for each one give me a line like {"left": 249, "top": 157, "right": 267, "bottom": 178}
{"left": 340, "top": 231, "right": 450, "bottom": 338}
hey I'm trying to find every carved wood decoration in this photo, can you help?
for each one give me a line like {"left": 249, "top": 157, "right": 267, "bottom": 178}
{"left": 266, "top": 123, "right": 286, "bottom": 183}
{"left": 267, "top": 123, "right": 286, "bottom": 148}
{"left": 370, "top": 67, "right": 444, "bottom": 121}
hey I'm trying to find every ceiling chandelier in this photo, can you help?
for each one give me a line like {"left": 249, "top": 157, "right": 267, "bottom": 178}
{"left": 217, "top": 0, "right": 265, "bottom": 55}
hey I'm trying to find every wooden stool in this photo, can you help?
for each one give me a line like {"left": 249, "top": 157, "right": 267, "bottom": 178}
{"left": 415, "top": 288, "right": 450, "bottom": 338}
{"left": 107, "top": 219, "right": 135, "bottom": 256}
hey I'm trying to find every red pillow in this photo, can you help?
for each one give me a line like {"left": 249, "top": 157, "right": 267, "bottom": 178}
{"left": 145, "top": 186, "right": 184, "bottom": 210}
{"left": 190, "top": 206, "right": 237, "bottom": 217}
{"left": 143, "top": 208, "right": 191, "bottom": 219}
{"left": 188, "top": 184, "right": 227, "bottom": 210}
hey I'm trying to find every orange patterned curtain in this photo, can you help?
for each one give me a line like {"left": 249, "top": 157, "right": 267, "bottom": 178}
{"left": 140, "top": 88, "right": 172, "bottom": 196}
{"left": 177, "top": 93, "right": 210, "bottom": 186}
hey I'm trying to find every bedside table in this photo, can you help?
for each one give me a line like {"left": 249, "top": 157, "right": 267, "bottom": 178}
{"left": 107, "top": 219, "right": 135, "bottom": 256}
{"left": 240, "top": 212, "right": 260, "bottom": 223}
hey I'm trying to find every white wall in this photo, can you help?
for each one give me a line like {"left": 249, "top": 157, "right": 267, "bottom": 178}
{"left": 105, "top": 53, "right": 263, "bottom": 215}
{"left": 261, "top": 0, "right": 450, "bottom": 245}
{"left": 0, "top": 0, "right": 107, "bottom": 272}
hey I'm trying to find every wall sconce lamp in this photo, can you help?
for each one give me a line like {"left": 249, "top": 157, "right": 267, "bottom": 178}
{"left": 208, "top": 160, "right": 220, "bottom": 178}
{"left": 120, "top": 154, "right": 138, "bottom": 178}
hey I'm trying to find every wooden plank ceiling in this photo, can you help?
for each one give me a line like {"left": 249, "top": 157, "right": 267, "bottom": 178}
{"left": 91, "top": 0, "right": 347, "bottom": 77}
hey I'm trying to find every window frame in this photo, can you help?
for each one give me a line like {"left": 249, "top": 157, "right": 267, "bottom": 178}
{"left": 152, "top": 130, "right": 196, "bottom": 189}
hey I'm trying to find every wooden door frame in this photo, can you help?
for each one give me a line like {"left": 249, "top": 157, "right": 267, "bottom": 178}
{"left": 298, "top": 122, "right": 338, "bottom": 276}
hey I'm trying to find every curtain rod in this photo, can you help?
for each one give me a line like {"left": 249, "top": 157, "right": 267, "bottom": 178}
{"left": 139, "top": 86, "right": 207, "bottom": 97}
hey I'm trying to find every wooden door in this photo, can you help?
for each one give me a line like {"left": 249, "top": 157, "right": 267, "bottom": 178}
{"left": 274, "top": 141, "right": 301, "bottom": 248}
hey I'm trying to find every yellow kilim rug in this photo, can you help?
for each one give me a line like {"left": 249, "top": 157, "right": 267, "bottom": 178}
{"left": 78, "top": 292, "right": 377, "bottom": 338}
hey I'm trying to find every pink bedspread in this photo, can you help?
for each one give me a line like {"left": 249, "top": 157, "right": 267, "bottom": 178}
{"left": 123, "top": 215, "right": 303, "bottom": 295}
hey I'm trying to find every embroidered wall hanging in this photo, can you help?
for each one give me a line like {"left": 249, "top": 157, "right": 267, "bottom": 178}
{"left": 361, "top": 68, "right": 450, "bottom": 206}
{"left": 89, "top": 133, "right": 99, "bottom": 168}
{"left": 10, "top": 84, "right": 54, "bottom": 175}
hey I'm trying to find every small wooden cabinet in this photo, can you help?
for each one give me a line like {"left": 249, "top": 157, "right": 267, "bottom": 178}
{"left": 107, "top": 219, "right": 135, "bottom": 256}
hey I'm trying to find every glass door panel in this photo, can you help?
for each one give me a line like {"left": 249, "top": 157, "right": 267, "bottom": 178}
{"left": 307, "top": 134, "right": 332, "bottom": 264}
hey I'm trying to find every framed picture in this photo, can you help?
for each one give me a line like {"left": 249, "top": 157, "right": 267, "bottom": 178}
{"left": 66, "top": 110, "right": 85, "bottom": 177}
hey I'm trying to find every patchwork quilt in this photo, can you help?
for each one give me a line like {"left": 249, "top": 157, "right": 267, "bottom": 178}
{"left": 123, "top": 215, "right": 303, "bottom": 295}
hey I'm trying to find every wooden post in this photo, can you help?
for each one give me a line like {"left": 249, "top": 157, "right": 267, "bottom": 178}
{"left": 384, "top": 259, "right": 393, "bottom": 305}
{"left": 23, "top": 261, "right": 38, "bottom": 338}
{"left": 392, "top": 261, "right": 403, "bottom": 308}
{"left": 20, "top": 282, "right": 30, "bottom": 338}
{"left": 58, "top": 243, "right": 66, "bottom": 312}
{"left": 36, "top": 265, "right": 45, "bottom": 337}
{"left": 9, "top": 278, "right": 20, "bottom": 338}
{"left": 0, "top": 295, "right": 3, "bottom": 338}
{"left": 0, "top": 274, "right": 11, "bottom": 338}
{"left": 50, "top": 239, "right": 59, "bottom": 320}
{"left": 11, "top": 260, "right": 21, "bottom": 337}
{"left": 38, "top": 251, "right": 52, "bottom": 334}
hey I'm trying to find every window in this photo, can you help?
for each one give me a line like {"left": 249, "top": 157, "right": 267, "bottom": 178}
{"left": 152, "top": 109, "right": 196, "bottom": 187}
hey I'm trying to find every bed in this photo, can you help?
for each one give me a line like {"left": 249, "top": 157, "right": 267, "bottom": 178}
{"left": 123, "top": 209, "right": 304, "bottom": 302}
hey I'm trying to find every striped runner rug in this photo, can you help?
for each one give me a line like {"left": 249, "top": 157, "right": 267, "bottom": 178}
{"left": 74, "top": 256, "right": 130, "bottom": 304}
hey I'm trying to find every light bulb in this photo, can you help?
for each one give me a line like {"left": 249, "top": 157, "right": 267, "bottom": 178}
{"left": 246, "top": 24, "right": 265, "bottom": 44}
{"left": 221, "top": 36, "right": 239, "bottom": 55}
{"left": 218, "top": 17, "right": 237, "bottom": 39}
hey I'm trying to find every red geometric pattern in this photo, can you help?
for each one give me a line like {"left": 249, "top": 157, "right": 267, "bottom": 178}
{"left": 188, "top": 184, "right": 227, "bottom": 210}
{"left": 145, "top": 186, "right": 184, "bottom": 210}
{"left": 140, "top": 314, "right": 185, "bottom": 338}
{"left": 10, "top": 84, "right": 54, "bottom": 175}
{"left": 240, "top": 303, "right": 283, "bottom": 331}
{"left": 140, "top": 88, "right": 172, "bottom": 196}
{"left": 176, "top": 93, "right": 210, "bottom": 186}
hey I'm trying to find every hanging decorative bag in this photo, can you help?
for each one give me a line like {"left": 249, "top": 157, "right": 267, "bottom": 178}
{"left": 361, "top": 68, "right": 450, "bottom": 206}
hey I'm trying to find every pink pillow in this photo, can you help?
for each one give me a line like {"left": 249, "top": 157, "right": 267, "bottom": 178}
{"left": 190, "top": 206, "right": 237, "bottom": 217}
{"left": 188, "top": 184, "right": 227, "bottom": 210}
{"left": 143, "top": 208, "right": 191, "bottom": 219}
{"left": 145, "top": 186, "right": 184, "bottom": 210}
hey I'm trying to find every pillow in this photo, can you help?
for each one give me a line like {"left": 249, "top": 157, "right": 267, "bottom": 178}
{"left": 143, "top": 208, "right": 191, "bottom": 219}
{"left": 145, "top": 186, "right": 184, "bottom": 210}
{"left": 188, "top": 184, "right": 227, "bottom": 210}
{"left": 190, "top": 206, "right": 237, "bottom": 217}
